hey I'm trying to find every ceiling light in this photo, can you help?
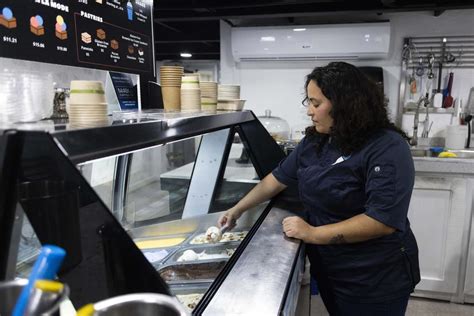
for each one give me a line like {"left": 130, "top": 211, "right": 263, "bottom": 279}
{"left": 293, "top": 28, "right": 306, "bottom": 32}
{"left": 180, "top": 53, "right": 192, "bottom": 58}
{"left": 260, "top": 36, "right": 275, "bottom": 42}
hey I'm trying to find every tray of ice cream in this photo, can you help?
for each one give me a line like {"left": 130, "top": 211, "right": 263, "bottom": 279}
{"left": 163, "top": 242, "right": 239, "bottom": 265}
{"left": 133, "top": 233, "right": 192, "bottom": 266}
{"left": 187, "top": 229, "right": 249, "bottom": 245}
{"left": 158, "top": 260, "right": 228, "bottom": 284}
{"left": 170, "top": 282, "right": 211, "bottom": 313}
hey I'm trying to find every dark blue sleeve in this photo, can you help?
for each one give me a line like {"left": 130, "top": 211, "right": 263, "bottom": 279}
{"left": 271, "top": 137, "right": 305, "bottom": 187}
{"left": 364, "top": 134, "right": 415, "bottom": 232}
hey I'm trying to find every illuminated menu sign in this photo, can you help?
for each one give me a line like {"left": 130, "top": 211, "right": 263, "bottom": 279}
{"left": 0, "top": 0, "right": 154, "bottom": 75}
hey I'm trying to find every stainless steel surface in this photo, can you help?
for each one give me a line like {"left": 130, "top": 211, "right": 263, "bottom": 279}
{"left": 92, "top": 293, "right": 188, "bottom": 316}
{"left": 203, "top": 207, "right": 302, "bottom": 316}
{"left": 158, "top": 260, "right": 227, "bottom": 284}
{"left": 182, "top": 128, "right": 232, "bottom": 218}
{"left": 448, "top": 149, "right": 474, "bottom": 159}
{"left": 163, "top": 243, "right": 238, "bottom": 265}
{"left": 0, "top": 279, "right": 69, "bottom": 316}
{"left": 411, "top": 147, "right": 431, "bottom": 157}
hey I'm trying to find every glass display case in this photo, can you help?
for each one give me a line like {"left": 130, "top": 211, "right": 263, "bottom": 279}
{"left": 0, "top": 110, "right": 304, "bottom": 315}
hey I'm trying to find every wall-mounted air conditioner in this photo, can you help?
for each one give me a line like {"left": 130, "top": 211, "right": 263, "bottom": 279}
{"left": 231, "top": 22, "right": 391, "bottom": 62}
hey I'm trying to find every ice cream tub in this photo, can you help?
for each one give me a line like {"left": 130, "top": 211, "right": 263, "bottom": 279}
{"left": 186, "top": 229, "right": 249, "bottom": 245}
{"left": 158, "top": 261, "right": 227, "bottom": 284}
{"left": 163, "top": 243, "right": 239, "bottom": 265}
{"left": 134, "top": 233, "right": 191, "bottom": 250}
{"left": 141, "top": 247, "right": 178, "bottom": 267}
{"left": 170, "top": 282, "right": 211, "bottom": 313}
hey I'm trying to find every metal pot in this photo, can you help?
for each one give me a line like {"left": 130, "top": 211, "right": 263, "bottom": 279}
{"left": 84, "top": 293, "right": 188, "bottom": 316}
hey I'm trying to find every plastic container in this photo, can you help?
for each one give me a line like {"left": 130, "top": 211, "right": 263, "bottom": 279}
{"left": 445, "top": 125, "right": 468, "bottom": 149}
{"left": 258, "top": 110, "right": 290, "bottom": 142}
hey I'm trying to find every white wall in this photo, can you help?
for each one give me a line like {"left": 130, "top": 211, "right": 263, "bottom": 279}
{"left": 220, "top": 10, "right": 474, "bottom": 138}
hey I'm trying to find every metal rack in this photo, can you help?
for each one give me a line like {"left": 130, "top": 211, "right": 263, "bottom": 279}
{"left": 396, "top": 35, "right": 474, "bottom": 127}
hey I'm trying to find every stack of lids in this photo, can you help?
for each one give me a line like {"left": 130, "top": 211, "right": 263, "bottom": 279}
{"left": 218, "top": 84, "right": 245, "bottom": 111}
{"left": 180, "top": 74, "right": 201, "bottom": 112}
{"left": 68, "top": 80, "right": 108, "bottom": 127}
{"left": 160, "top": 66, "right": 183, "bottom": 111}
{"left": 200, "top": 81, "right": 218, "bottom": 111}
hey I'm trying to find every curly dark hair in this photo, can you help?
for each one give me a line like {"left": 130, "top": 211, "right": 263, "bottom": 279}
{"left": 304, "top": 62, "right": 408, "bottom": 155}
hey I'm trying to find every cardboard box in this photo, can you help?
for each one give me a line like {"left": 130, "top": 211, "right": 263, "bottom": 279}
{"left": 56, "top": 30, "right": 67, "bottom": 40}
{"left": 30, "top": 25, "right": 44, "bottom": 36}
{"left": 0, "top": 15, "right": 17, "bottom": 29}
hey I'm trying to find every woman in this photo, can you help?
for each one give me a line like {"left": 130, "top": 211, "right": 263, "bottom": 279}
{"left": 218, "top": 62, "right": 420, "bottom": 315}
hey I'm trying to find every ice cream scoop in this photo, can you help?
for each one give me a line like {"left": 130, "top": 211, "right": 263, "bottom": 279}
{"left": 206, "top": 225, "right": 230, "bottom": 243}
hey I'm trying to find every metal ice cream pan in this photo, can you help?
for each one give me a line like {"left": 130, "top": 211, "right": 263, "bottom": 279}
{"left": 163, "top": 242, "right": 239, "bottom": 265}
{"left": 158, "top": 260, "right": 228, "bottom": 284}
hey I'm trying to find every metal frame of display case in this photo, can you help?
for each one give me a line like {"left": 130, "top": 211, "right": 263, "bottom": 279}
{"left": 0, "top": 111, "right": 291, "bottom": 310}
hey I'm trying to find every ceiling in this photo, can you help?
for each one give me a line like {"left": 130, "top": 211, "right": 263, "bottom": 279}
{"left": 152, "top": 0, "right": 474, "bottom": 61}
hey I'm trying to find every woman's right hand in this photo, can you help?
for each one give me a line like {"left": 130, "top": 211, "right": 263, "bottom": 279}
{"left": 218, "top": 207, "right": 242, "bottom": 230}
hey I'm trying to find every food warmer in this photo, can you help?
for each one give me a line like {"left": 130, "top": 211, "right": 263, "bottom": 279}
{"left": 0, "top": 110, "right": 305, "bottom": 315}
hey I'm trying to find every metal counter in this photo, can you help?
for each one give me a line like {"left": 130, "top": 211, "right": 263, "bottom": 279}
{"left": 203, "top": 207, "right": 304, "bottom": 316}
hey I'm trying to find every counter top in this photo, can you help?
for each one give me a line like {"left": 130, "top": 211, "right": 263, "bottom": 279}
{"left": 413, "top": 157, "right": 474, "bottom": 176}
{"left": 203, "top": 207, "right": 302, "bottom": 315}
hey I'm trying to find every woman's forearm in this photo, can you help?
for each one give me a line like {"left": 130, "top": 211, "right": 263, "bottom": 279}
{"left": 232, "top": 173, "right": 287, "bottom": 216}
{"left": 306, "top": 214, "right": 395, "bottom": 245}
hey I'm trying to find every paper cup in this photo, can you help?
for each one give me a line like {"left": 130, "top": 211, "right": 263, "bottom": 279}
{"left": 162, "top": 86, "right": 181, "bottom": 111}
{"left": 69, "top": 81, "right": 106, "bottom": 104}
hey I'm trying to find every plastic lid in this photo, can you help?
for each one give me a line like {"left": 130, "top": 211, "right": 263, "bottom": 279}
{"left": 430, "top": 146, "right": 444, "bottom": 153}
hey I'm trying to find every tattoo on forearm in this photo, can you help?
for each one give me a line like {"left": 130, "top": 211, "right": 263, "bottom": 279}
{"left": 329, "top": 234, "right": 346, "bottom": 244}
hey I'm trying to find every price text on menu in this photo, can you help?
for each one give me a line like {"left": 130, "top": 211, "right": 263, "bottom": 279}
{"left": 0, "top": 0, "right": 153, "bottom": 75}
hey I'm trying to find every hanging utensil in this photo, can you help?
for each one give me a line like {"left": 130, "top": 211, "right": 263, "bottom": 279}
{"left": 433, "top": 39, "right": 447, "bottom": 108}
{"left": 415, "top": 57, "right": 424, "bottom": 77}
{"left": 443, "top": 73, "right": 454, "bottom": 108}
{"left": 409, "top": 66, "right": 417, "bottom": 95}
{"left": 427, "top": 53, "right": 435, "bottom": 79}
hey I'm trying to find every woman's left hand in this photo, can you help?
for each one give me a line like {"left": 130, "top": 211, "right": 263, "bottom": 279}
{"left": 282, "top": 216, "right": 314, "bottom": 242}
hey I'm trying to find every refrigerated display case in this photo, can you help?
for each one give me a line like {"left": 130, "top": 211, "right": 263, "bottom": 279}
{"left": 0, "top": 110, "right": 304, "bottom": 315}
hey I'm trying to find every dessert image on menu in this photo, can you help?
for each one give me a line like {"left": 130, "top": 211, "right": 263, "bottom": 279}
{"left": 0, "top": 7, "right": 16, "bottom": 29}
{"left": 81, "top": 32, "right": 91, "bottom": 44}
{"left": 96, "top": 28, "right": 106, "bottom": 40}
{"left": 111, "top": 39, "right": 119, "bottom": 50}
{"left": 30, "top": 15, "right": 44, "bottom": 36}
{"left": 55, "top": 15, "right": 67, "bottom": 40}
{"left": 128, "top": 45, "right": 134, "bottom": 54}
{"left": 138, "top": 48, "right": 144, "bottom": 56}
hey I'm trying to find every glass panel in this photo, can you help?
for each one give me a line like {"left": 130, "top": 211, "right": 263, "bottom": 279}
{"left": 210, "top": 132, "right": 259, "bottom": 213}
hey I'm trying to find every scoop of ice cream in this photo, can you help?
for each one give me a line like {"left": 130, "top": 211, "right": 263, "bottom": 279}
{"left": 178, "top": 249, "right": 198, "bottom": 262}
{"left": 206, "top": 226, "right": 222, "bottom": 243}
{"left": 3, "top": 7, "right": 13, "bottom": 20}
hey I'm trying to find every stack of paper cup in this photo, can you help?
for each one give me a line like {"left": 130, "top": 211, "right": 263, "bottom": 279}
{"left": 160, "top": 66, "right": 183, "bottom": 111}
{"left": 200, "top": 81, "right": 218, "bottom": 111}
{"left": 180, "top": 74, "right": 201, "bottom": 112}
{"left": 68, "top": 81, "right": 107, "bottom": 126}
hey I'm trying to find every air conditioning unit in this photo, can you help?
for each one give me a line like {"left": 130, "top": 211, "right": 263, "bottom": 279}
{"left": 231, "top": 22, "right": 391, "bottom": 62}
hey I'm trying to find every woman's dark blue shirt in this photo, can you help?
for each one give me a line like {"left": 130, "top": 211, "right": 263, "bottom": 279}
{"left": 272, "top": 129, "right": 420, "bottom": 303}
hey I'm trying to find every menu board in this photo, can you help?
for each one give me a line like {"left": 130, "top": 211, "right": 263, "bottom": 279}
{"left": 0, "top": 0, "right": 154, "bottom": 75}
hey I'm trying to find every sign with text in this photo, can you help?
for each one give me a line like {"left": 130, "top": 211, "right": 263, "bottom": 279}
{"left": 0, "top": 0, "right": 154, "bottom": 75}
